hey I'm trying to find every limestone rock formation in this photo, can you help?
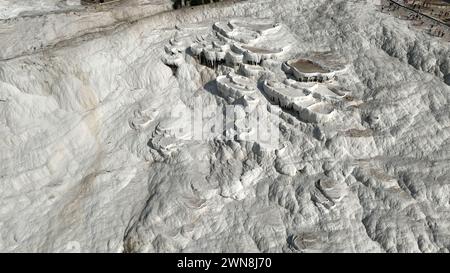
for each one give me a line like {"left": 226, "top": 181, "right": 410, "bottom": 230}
{"left": 0, "top": 0, "right": 450, "bottom": 253}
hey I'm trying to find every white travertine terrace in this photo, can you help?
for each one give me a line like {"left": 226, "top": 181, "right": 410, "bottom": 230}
{"left": 129, "top": 108, "right": 159, "bottom": 131}
{"left": 215, "top": 19, "right": 283, "bottom": 43}
{"left": 283, "top": 57, "right": 348, "bottom": 82}
{"left": 232, "top": 43, "right": 284, "bottom": 65}
{"left": 238, "top": 63, "right": 272, "bottom": 79}
{"left": 284, "top": 79, "right": 349, "bottom": 101}
{"left": 81, "top": 0, "right": 118, "bottom": 4}
{"left": 316, "top": 179, "right": 346, "bottom": 202}
{"left": 225, "top": 51, "right": 244, "bottom": 67}
{"left": 162, "top": 33, "right": 194, "bottom": 68}
{"left": 290, "top": 232, "right": 322, "bottom": 252}
{"left": 234, "top": 115, "right": 257, "bottom": 142}
{"left": 189, "top": 19, "right": 286, "bottom": 68}
{"left": 188, "top": 41, "right": 228, "bottom": 68}
{"left": 262, "top": 80, "right": 343, "bottom": 123}
{"left": 2, "top": 0, "right": 450, "bottom": 254}
{"left": 216, "top": 72, "right": 257, "bottom": 100}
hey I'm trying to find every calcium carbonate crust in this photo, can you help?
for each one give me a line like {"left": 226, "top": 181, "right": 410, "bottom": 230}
{"left": 0, "top": 0, "right": 449, "bottom": 253}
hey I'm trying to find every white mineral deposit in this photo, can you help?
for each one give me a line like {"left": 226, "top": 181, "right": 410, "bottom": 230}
{"left": 0, "top": 0, "right": 450, "bottom": 253}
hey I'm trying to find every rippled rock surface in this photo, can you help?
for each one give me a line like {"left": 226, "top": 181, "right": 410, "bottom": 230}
{"left": 1, "top": 0, "right": 450, "bottom": 253}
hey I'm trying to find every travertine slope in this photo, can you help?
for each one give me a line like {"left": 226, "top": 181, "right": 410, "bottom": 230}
{"left": 0, "top": 0, "right": 449, "bottom": 253}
